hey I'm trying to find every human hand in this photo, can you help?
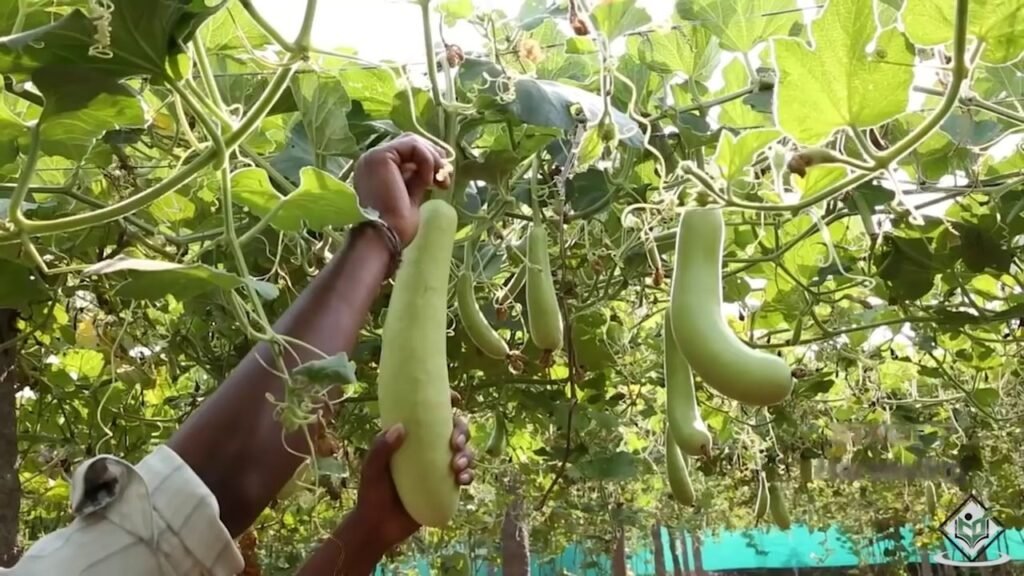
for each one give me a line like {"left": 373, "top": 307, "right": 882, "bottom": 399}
{"left": 353, "top": 133, "right": 452, "bottom": 247}
{"left": 352, "top": 391, "right": 473, "bottom": 552}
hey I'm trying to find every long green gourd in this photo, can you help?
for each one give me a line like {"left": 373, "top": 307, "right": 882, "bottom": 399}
{"left": 377, "top": 199, "right": 460, "bottom": 528}
{"left": 526, "top": 223, "right": 563, "bottom": 353}
{"left": 664, "top": 313, "right": 713, "bottom": 457}
{"left": 669, "top": 208, "right": 794, "bottom": 406}
{"left": 768, "top": 481, "right": 791, "bottom": 530}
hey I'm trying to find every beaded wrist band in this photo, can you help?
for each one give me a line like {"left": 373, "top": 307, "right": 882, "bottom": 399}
{"left": 352, "top": 219, "right": 403, "bottom": 280}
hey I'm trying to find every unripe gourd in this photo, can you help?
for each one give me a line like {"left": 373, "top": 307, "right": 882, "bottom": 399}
{"left": 526, "top": 223, "right": 563, "bottom": 353}
{"left": 664, "top": 314, "right": 712, "bottom": 457}
{"left": 485, "top": 412, "right": 507, "bottom": 458}
{"left": 754, "top": 473, "right": 769, "bottom": 521}
{"left": 768, "top": 481, "right": 791, "bottom": 530}
{"left": 457, "top": 269, "right": 510, "bottom": 360}
{"left": 377, "top": 199, "right": 460, "bottom": 528}
{"left": 665, "top": 429, "right": 696, "bottom": 506}
{"left": 669, "top": 208, "right": 794, "bottom": 406}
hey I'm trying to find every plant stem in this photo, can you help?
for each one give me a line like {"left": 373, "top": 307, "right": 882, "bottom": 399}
{"left": 913, "top": 85, "right": 1024, "bottom": 126}
{"left": 419, "top": 0, "right": 446, "bottom": 141}
{"left": 239, "top": 0, "right": 297, "bottom": 52}
{"left": 193, "top": 37, "right": 229, "bottom": 114}
{"left": 1, "top": 66, "right": 297, "bottom": 241}
{"left": 5, "top": 122, "right": 42, "bottom": 229}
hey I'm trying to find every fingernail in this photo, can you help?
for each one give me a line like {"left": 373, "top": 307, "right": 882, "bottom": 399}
{"left": 455, "top": 435, "right": 466, "bottom": 449}
{"left": 386, "top": 424, "right": 405, "bottom": 442}
{"left": 455, "top": 456, "right": 469, "bottom": 469}
{"left": 458, "top": 472, "right": 472, "bottom": 484}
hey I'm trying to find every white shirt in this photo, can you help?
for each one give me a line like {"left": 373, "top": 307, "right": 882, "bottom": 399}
{"left": 2, "top": 446, "right": 243, "bottom": 576}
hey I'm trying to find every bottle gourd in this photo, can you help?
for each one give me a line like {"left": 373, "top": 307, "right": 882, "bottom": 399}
{"left": 665, "top": 428, "right": 696, "bottom": 506}
{"left": 664, "top": 314, "right": 712, "bottom": 457}
{"left": 377, "top": 199, "right": 460, "bottom": 528}
{"left": 669, "top": 208, "right": 794, "bottom": 406}
{"left": 526, "top": 223, "right": 563, "bottom": 353}
{"left": 457, "top": 269, "right": 510, "bottom": 360}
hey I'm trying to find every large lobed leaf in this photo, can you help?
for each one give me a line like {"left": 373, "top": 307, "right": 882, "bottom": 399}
{"left": 772, "top": 0, "right": 915, "bottom": 145}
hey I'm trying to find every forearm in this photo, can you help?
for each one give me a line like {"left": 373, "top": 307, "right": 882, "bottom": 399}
{"left": 168, "top": 227, "right": 392, "bottom": 536}
{"left": 297, "top": 511, "right": 389, "bottom": 576}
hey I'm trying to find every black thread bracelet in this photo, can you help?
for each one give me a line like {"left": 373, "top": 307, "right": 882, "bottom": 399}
{"left": 352, "top": 219, "right": 403, "bottom": 280}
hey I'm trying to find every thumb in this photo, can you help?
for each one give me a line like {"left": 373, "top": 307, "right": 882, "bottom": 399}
{"left": 365, "top": 424, "right": 406, "bottom": 474}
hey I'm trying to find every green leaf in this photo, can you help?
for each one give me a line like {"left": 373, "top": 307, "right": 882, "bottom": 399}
{"left": 508, "top": 78, "right": 644, "bottom": 148}
{"left": 590, "top": 0, "right": 652, "bottom": 40}
{"left": 0, "top": 260, "right": 47, "bottom": 308}
{"left": 148, "top": 192, "right": 196, "bottom": 223}
{"left": 952, "top": 222, "right": 1013, "bottom": 274}
{"left": 576, "top": 451, "right": 640, "bottom": 481}
{"left": 291, "top": 72, "right": 358, "bottom": 157}
{"left": 293, "top": 353, "right": 358, "bottom": 387}
{"left": 876, "top": 236, "right": 936, "bottom": 302}
{"left": 795, "top": 165, "right": 847, "bottom": 197}
{"left": 565, "top": 37, "right": 599, "bottom": 55}
{"left": 637, "top": 22, "right": 720, "bottom": 82}
{"left": 714, "top": 58, "right": 768, "bottom": 129}
{"left": 773, "top": 0, "right": 915, "bottom": 145}
{"left": 970, "top": 387, "right": 1001, "bottom": 408}
{"left": 84, "top": 256, "right": 256, "bottom": 301}
{"left": 28, "top": 72, "right": 146, "bottom": 162}
{"left": 200, "top": 0, "right": 270, "bottom": 51}
{"left": 0, "top": 1, "right": 225, "bottom": 83}
{"left": 903, "top": 0, "right": 1024, "bottom": 66}
{"left": 712, "top": 128, "right": 782, "bottom": 183}
{"left": 231, "top": 167, "right": 371, "bottom": 233}
{"left": 58, "top": 349, "right": 106, "bottom": 381}
{"left": 939, "top": 112, "right": 1003, "bottom": 148}
{"left": 439, "top": 0, "right": 474, "bottom": 25}
{"left": 677, "top": 0, "right": 801, "bottom": 53}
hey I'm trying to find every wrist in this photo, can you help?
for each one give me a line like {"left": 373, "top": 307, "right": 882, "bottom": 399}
{"left": 339, "top": 506, "right": 393, "bottom": 559}
{"left": 348, "top": 219, "right": 402, "bottom": 279}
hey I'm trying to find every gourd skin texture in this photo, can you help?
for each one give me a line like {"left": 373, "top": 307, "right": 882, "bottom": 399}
{"left": 664, "top": 314, "right": 712, "bottom": 457}
{"left": 799, "top": 458, "right": 813, "bottom": 484}
{"left": 665, "top": 432, "right": 696, "bottom": 506}
{"left": 377, "top": 199, "right": 460, "bottom": 528}
{"left": 526, "top": 223, "right": 563, "bottom": 352}
{"left": 768, "top": 482, "right": 791, "bottom": 530}
{"left": 457, "top": 271, "right": 509, "bottom": 360}
{"left": 925, "top": 482, "right": 936, "bottom": 515}
{"left": 669, "top": 208, "right": 793, "bottom": 406}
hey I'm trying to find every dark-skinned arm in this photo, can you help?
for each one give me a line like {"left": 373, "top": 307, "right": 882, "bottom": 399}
{"left": 167, "top": 134, "right": 450, "bottom": 537}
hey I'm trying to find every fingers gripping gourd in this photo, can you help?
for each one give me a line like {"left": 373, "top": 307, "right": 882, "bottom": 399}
{"left": 669, "top": 208, "right": 794, "bottom": 406}
{"left": 526, "top": 223, "right": 563, "bottom": 353}
{"left": 664, "top": 314, "right": 712, "bottom": 457}
{"left": 377, "top": 199, "right": 460, "bottom": 528}
{"left": 665, "top": 430, "right": 696, "bottom": 506}
{"left": 457, "top": 270, "right": 510, "bottom": 360}
{"left": 768, "top": 481, "right": 791, "bottom": 530}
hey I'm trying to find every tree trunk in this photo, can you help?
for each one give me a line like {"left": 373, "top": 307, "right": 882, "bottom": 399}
{"left": 917, "top": 546, "right": 932, "bottom": 576}
{"left": 690, "top": 532, "right": 704, "bottom": 576}
{"left": 612, "top": 527, "right": 628, "bottom": 576}
{"left": 668, "top": 528, "right": 683, "bottom": 576}
{"left": 501, "top": 497, "right": 530, "bottom": 576}
{"left": 0, "top": 310, "right": 20, "bottom": 568}
{"left": 651, "top": 522, "right": 667, "bottom": 576}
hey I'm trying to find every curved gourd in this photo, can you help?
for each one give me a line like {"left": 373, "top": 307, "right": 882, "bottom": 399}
{"left": 485, "top": 412, "right": 507, "bottom": 458}
{"left": 377, "top": 199, "right": 460, "bottom": 528}
{"left": 457, "top": 270, "right": 510, "bottom": 360}
{"left": 669, "top": 208, "right": 794, "bottom": 406}
{"left": 754, "top": 473, "right": 769, "bottom": 521}
{"left": 664, "top": 314, "right": 712, "bottom": 457}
